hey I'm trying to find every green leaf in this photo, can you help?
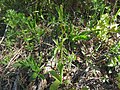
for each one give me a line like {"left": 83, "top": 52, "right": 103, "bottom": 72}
{"left": 72, "top": 35, "right": 89, "bottom": 41}
{"left": 50, "top": 70, "right": 61, "bottom": 82}
{"left": 56, "top": 5, "right": 63, "bottom": 21}
{"left": 81, "top": 86, "right": 89, "bottom": 90}
{"left": 50, "top": 80, "right": 61, "bottom": 90}
{"left": 38, "top": 74, "right": 45, "bottom": 79}
{"left": 115, "top": 8, "right": 120, "bottom": 19}
{"left": 54, "top": 47, "right": 59, "bottom": 56}
{"left": 79, "top": 31, "right": 91, "bottom": 35}
{"left": 31, "top": 72, "right": 38, "bottom": 79}
{"left": 57, "top": 63, "right": 64, "bottom": 83}
{"left": 61, "top": 38, "right": 67, "bottom": 45}
{"left": 53, "top": 39, "right": 58, "bottom": 46}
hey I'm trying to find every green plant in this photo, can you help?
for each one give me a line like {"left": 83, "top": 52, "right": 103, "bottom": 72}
{"left": 48, "top": 5, "right": 68, "bottom": 90}
{"left": 50, "top": 63, "right": 64, "bottom": 90}
{"left": 116, "top": 73, "right": 120, "bottom": 89}
{"left": 92, "top": 8, "right": 120, "bottom": 42}
{"left": 4, "top": 9, "right": 44, "bottom": 50}
{"left": 88, "top": 0, "right": 107, "bottom": 28}
{"left": 90, "top": 8, "right": 120, "bottom": 77}
{"left": 18, "top": 55, "right": 45, "bottom": 80}
{"left": 49, "top": 4, "right": 92, "bottom": 89}
{"left": 51, "top": 34, "right": 67, "bottom": 90}
{"left": 108, "top": 40, "right": 120, "bottom": 67}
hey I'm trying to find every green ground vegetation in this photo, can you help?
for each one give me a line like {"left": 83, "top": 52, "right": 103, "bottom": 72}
{"left": 0, "top": 0, "right": 120, "bottom": 90}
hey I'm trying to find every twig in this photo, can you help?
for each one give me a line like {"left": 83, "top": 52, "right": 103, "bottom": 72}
{"left": 0, "top": 24, "right": 8, "bottom": 45}
{"left": 2, "top": 46, "right": 23, "bottom": 74}
{"left": 111, "top": 0, "right": 118, "bottom": 15}
{"left": 12, "top": 71, "right": 19, "bottom": 90}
